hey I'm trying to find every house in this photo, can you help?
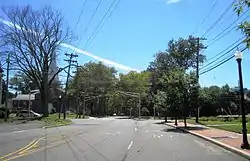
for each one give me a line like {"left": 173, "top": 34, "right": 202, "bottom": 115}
{"left": 12, "top": 89, "right": 64, "bottom": 114}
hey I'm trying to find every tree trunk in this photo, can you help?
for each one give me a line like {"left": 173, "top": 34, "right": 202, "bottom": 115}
{"left": 195, "top": 108, "right": 199, "bottom": 123}
{"left": 40, "top": 86, "right": 48, "bottom": 117}
{"left": 184, "top": 116, "right": 187, "bottom": 128}
{"left": 42, "top": 61, "right": 49, "bottom": 117}
{"left": 175, "top": 116, "right": 178, "bottom": 126}
{"left": 164, "top": 117, "right": 167, "bottom": 122}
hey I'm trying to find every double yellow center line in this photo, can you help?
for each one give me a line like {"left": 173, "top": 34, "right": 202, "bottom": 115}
{"left": 0, "top": 137, "right": 43, "bottom": 161}
{"left": 0, "top": 131, "right": 86, "bottom": 161}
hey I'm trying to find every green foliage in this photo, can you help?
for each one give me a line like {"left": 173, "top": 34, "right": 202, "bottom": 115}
{"left": 9, "top": 72, "right": 38, "bottom": 94}
{"left": 234, "top": 0, "right": 250, "bottom": 48}
{"left": 68, "top": 61, "right": 117, "bottom": 116}
{"left": 67, "top": 35, "right": 241, "bottom": 120}
{"left": 141, "top": 107, "right": 149, "bottom": 116}
{"left": 148, "top": 35, "right": 205, "bottom": 120}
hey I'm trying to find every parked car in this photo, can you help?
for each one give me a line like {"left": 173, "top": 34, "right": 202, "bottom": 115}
{"left": 16, "top": 110, "right": 42, "bottom": 119}
{"left": 0, "top": 107, "right": 10, "bottom": 118}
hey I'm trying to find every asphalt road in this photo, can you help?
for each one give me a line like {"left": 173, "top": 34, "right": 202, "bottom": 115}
{"left": 0, "top": 117, "right": 248, "bottom": 161}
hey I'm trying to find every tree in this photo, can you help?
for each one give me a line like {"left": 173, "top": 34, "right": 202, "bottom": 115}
{"left": 148, "top": 36, "right": 205, "bottom": 123}
{"left": 9, "top": 72, "right": 35, "bottom": 94}
{"left": 235, "top": 0, "right": 250, "bottom": 47}
{"left": 0, "top": 6, "right": 72, "bottom": 116}
{"left": 69, "top": 61, "right": 117, "bottom": 116}
{"left": 167, "top": 36, "right": 206, "bottom": 69}
{"left": 116, "top": 71, "right": 151, "bottom": 116}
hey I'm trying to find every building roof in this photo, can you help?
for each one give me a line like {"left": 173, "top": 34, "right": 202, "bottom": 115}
{"left": 12, "top": 94, "right": 36, "bottom": 101}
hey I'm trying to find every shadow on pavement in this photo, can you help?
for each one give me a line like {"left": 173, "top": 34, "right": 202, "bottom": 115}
{"left": 182, "top": 126, "right": 207, "bottom": 131}
{"left": 115, "top": 117, "right": 131, "bottom": 119}
{"left": 162, "top": 128, "right": 188, "bottom": 133}
{"left": 154, "top": 121, "right": 173, "bottom": 125}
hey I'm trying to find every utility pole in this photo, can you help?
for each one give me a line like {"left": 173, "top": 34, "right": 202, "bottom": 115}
{"left": 195, "top": 37, "right": 206, "bottom": 123}
{"left": 83, "top": 95, "right": 86, "bottom": 117}
{"left": 152, "top": 72, "right": 156, "bottom": 119}
{"left": 64, "top": 53, "right": 78, "bottom": 119}
{"left": 4, "top": 53, "right": 10, "bottom": 122}
{"left": 0, "top": 64, "right": 3, "bottom": 107}
{"left": 138, "top": 94, "right": 141, "bottom": 120}
{"left": 97, "top": 97, "right": 100, "bottom": 117}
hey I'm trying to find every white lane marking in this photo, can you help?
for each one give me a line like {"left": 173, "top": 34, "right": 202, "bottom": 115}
{"left": 170, "top": 135, "right": 173, "bottom": 138}
{"left": 104, "top": 133, "right": 113, "bottom": 135}
{"left": 145, "top": 130, "right": 148, "bottom": 133}
{"left": 11, "top": 130, "right": 28, "bottom": 134}
{"left": 161, "top": 134, "right": 163, "bottom": 137}
{"left": 117, "top": 132, "right": 121, "bottom": 134}
{"left": 135, "top": 128, "right": 138, "bottom": 131}
{"left": 128, "top": 141, "right": 133, "bottom": 150}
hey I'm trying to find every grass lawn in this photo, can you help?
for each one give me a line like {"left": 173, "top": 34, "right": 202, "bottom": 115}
{"left": 41, "top": 113, "right": 89, "bottom": 127}
{"left": 41, "top": 114, "right": 72, "bottom": 127}
{"left": 0, "top": 119, "right": 5, "bottom": 123}
{"left": 186, "top": 117, "right": 250, "bottom": 134}
{"left": 213, "top": 124, "right": 250, "bottom": 134}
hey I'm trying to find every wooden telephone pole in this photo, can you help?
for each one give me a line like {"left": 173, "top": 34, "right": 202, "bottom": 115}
{"left": 63, "top": 53, "right": 78, "bottom": 119}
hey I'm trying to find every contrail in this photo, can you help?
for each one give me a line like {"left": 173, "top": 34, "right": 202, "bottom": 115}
{"left": 0, "top": 18, "right": 140, "bottom": 72}
{"left": 61, "top": 43, "right": 140, "bottom": 72}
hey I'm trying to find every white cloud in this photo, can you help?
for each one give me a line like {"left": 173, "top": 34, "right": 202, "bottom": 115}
{"left": 0, "top": 18, "right": 140, "bottom": 73}
{"left": 61, "top": 43, "right": 140, "bottom": 72}
{"left": 167, "top": 0, "right": 182, "bottom": 4}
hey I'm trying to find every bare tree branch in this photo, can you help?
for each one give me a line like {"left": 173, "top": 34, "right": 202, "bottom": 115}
{"left": 0, "top": 5, "right": 73, "bottom": 116}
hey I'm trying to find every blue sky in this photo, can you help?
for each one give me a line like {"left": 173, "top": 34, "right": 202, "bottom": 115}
{"left": 1, "top": 0, "right": 249, "bottom": 88}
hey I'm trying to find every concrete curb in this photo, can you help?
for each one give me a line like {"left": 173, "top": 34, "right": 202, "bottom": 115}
{"left": 166, "top": 123, "right": 250, "bottom": 160}
{"left": 42, "top": 123, "right": 70, "bottom": 129}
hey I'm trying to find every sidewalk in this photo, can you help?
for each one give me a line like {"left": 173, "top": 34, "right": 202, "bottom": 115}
{"left": 166, "top": 121, "right": 250, "bottom": 159}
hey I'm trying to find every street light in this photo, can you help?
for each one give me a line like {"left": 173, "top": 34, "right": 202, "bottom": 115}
{"left": 58, "top": 95, "right": 62, "bottom": 119}
{"left": 235, "top": 50, "right": 250, "bottom": 149}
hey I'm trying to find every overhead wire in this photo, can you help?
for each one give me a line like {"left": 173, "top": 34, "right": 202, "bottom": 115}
{"left": 206, "top": 9, "right": 249, "bottom": 47}
{"left": 84, "top": 0, "right": 121, "bottom": 50}
{"left": 192, "top": 0, "right": 218, "bottom": 35}
{"left": 201, "top": 0, "right": 236, "bottom": 38}
{"left": 201, "top": 36, "right": 244, "bottom": 69}
{"left": 77, "top": 0, "right": 103, "bottom": 47}
{"left": 199, "top": 47, "right": 247, "bottom": 75}
{"left": 73, "top": 0, "right": 88, "bottom": 32}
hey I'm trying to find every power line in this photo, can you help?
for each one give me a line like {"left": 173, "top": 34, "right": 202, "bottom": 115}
{"left": 200, "top": 39, "right": 243, "bottom": 71}
{"left": 192, "top": 0, "right": 218, "bottom": 35}
{"left": 206, "top": 10, "right": 249, "bottom": 47}
{"left": 73, "top": 0, "right": 88, "bottom": 32}
{"left": 200, "top": 55, "right": 233, "bottom": 75}
{"left": 201, "top": 37, "right": 244, "bottom": 69}
{"left": 77, "top": 0, "right": 103, "bottom": 47}
{"left": 70, "top": 0, "right": 88, "bottom": 56}
{"left": 84, "top": 0, "right": 121, "bottom": 50}
{"left": 199, "top": 47, "right": 247, "bottom": 75}
{"left": 201, "top": 0, "right": 236, "bottom": 38}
